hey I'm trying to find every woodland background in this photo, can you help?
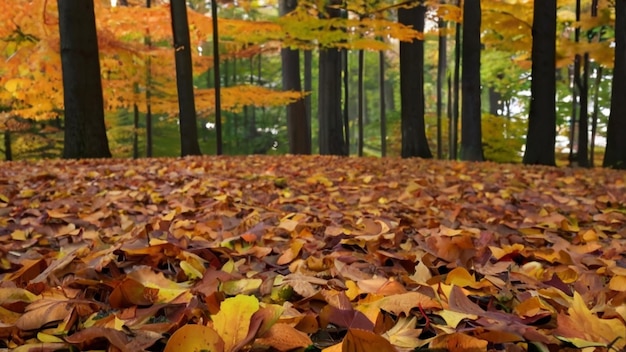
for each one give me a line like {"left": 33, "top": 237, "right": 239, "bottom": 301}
{"left": 0, "top": 0, "right": 623, "bottom": 167}
{"left": 2, "top": 1, "right": 626, "bottom": 351}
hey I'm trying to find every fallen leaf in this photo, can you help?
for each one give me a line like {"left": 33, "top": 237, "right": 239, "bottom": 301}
{"left": 164, "top": 324, "right": 224, "bottom": 352}
{"left": 212, "top": 294, "right": 260, "bottom": 352}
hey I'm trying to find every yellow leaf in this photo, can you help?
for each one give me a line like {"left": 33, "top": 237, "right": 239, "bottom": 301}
{"left": 37, "top": 332, "right": 64, "bottom": 343}
{"left": 180, "top": 260, "right": 204, "bottom": 280}
{"left": 382, "top": 316, "right": 422, "bottom": 349}
{"left": 212, "top": 295, "right": 260, "bottom": 352}
{"left": 438, "top": 309, "right": 477, "bottom": 328}
{"left": 164, "top": 324, "right": 224, "bottom": 352}
{"left": 609, "top": 275, "right": 626, "bottom": 292}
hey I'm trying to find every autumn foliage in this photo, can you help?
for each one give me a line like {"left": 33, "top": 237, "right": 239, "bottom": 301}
{"left": 0, "top": 155, "right": 625, "bottom": 350}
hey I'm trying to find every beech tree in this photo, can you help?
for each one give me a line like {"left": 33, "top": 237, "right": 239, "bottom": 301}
{"left": 398, "top": 3, "right": 432, "bottom": 159}
{"left": 280, "top": 0, "right": 311, "bottom": 154}
{"left": 523, "top": 0, "right": 556, "bottom": 166}
{"left": 460, "top": 0, "right": 483, "bottom": 161}
{"left": 318, "top": 0, "right": 346, "bottom": 155}
{"left": 58, "top": 0, "right": 111, "bottom": 159}
{"left": 603, "top": 0, "right": 626, "bottom": 169}
{"left": 171, "top": 0, "right": 202, "bottom": 156}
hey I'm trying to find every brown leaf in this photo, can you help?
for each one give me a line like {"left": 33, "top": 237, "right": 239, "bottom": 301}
{"left": 255, "top": 323, "right": 312, "bottom": 351}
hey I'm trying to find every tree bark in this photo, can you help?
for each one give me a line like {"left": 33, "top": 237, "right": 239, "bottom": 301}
{"left": 4, "top": 130, "right": 11, "bottom": 161}
{"left": 133, "top": 103, "right": 139, "bottom": 159}
{"left": 357, "top": 49, "right": 364, "bottom": 156}
{"left": 170, "top": 0, "right": 202, "bottom": 156}
{"left": 590, "top": 65, "right": 602, "bottom": 167}
{"left": 318, "top": 0, "right": 346, "bottom": 155}
{"left": 523, "top": 0, "right": 556, "bottom": 166}
{"left": 488, "top": 87, "right": 503, "bottom": 116}
{"left": 58, "top": 0, "right": 111, "bottom": 159}
{"left": 211, "top": 0, "right": 223, "bottom": 155}
{"left": 398, "top": 4, "right": 432, "bottom": 159}
{"left": 451, "top": 19, "right": 461, "bottom": 159}
{"left": 603, "top": 0, "right": 626, "bottom": 169}
{"left": 280, "top": 0, "right": 311, "bottom": 154}
{"left": 460, "top": 0, "right": 484, "bottom": 161}
{"left": 379, "top": 49, "right": 387, "bottom": 157}
{"left": 436, "top": 18, "right": 446, "bottom": 159}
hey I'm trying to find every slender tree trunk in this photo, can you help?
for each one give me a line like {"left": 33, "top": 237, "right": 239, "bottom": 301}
{"left": 342, "top": 48, "right": 350, "bottom": 154}
{"left": 451, "top": 19, "right": 461, "bottom": 160}
{"left": 4, "top": 130, "right": 11, "bottom": 161}
{"left": 171, "top": 0, "right": 201, "bottom": 156}
{"left": 146, "top": 0, "right": 153, "bottom": 157}
{"left": 304, "top": 49, "right": 313, "bottom": 137}
{"left": 58, "top": 0, "right": 111, "bottom": 159}
{"left": 318, "top": 0, "right": 346, "bottom": 155}
{"left": 379, "top": 49, "right": 386, "bottom": 157}
{"left": 133, "top": 103, "right": 139, "bottom": 159}
{"left": 460, "top": 0, "right": 483, "bottom": 161}
{"left": 603, "top": 0, "right": 626, "bottom": 169}
{"left": 448, "top": 75, "right": 453, "bottom": 158}
{"left": 211, "top": 0, "right": 223, "bottom": 155}
{"left": 576, "top": 53, "right": 590, "bottom": 167}
{"left": 590, "top": 65, "right": 602, "bottom": 167}
{"left": 280, "top": 0, "right": 311, "bottom": 154}
{"left": 488, "top": 87, "right": 503, "bottom": 116}
{"left": 436, "top": 18, "right": 446, "bottom": 159}
{"left": 357, "top": 49, "right": 364, "bottom": 156}
{"left": 573, "top": 0, "right": 589, "bottom": 167}
{"left": 523, "top": 0, "right": 557, "bottom": 166}
{"left": 398, "top": 4, "right": 432, "bottom": 158}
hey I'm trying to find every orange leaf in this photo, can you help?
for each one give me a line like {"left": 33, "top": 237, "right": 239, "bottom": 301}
{"left": 342, "top": 328, "right": 395, "bottom": 352}
{"left": 164, "top": 324, "right": 224, "bottom": 352}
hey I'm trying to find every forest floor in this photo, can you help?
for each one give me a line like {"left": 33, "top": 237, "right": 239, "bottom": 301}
{"left": 0, "top": 155, "right": 625, "bottom": 352}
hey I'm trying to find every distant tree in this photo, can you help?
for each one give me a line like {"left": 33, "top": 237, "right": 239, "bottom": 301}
{"left": 436, "top": 17, "right": 446, "bottom": 159}
{"left": 58, "top": 0, "right": 111, "bottom": 159}
{"left": 318, "top": 0, "right": 346, "bottom": 155}
{"left": 398, "top": 3, "right": 432, "bottom": 158}
{"left": 280, "top": 0, "right": 311, "bottom": 154}
{"left": 460, "top": 0, "right": 484, "bottom": 161}
{"left": 523, "top": 0, "right": 556, "bottom": 166}
{"left": 170, "top": 0, "right": 202, "bottom": 156}
{"left": 603, "top": 0, "right": 626, "bottom": 169}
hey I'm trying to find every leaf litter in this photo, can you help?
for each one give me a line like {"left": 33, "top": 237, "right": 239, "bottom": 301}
{"left": 0, "top": 155, "right": 625, "bottom": 351}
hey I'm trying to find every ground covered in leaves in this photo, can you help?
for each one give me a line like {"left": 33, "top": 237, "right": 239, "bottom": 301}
{"left": 1, "top": 155, "right": 626, "bottom": 352}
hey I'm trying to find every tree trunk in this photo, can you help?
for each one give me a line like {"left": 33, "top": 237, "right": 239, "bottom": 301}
{"left": 357, "top": 49, "right": 364, "bottom": 156}
{"left": 146, "top": 0, "right": 153, "bottom": 157}
{"left": 171, "top": 0, "right": 201, "bottom": 156}
{"left": 133, "top": 103, "right": 139, "bottom": 159}
{"left": 211, "top": 0, "right": 223, "bottom": 155}
{"left": 379, "top": 49, "right": 386, "bottom": 157}
{"left": 590, "top": 65, "right": 602, "bottom": 167}
{"left": 576, "top": 53, "right": 589, "bottom": 167}
{"left": 398, "top": 4, "right": 432, "bottom": 159}
{"left": 342, "top": 48, "right": 350, "bottom": 154}
{"left": 437, "top": 18, "right": 447, "bottom": 159}
{"left": 603, "top": 0, "right": 626, "bottom": 169}
{"left": 523, "top": 0, "right": 557, "bottom": 166}
{"left": 460, "top": 0, "right": 484, "bottom": 161}
{"left": 451, "top": 19, "right": 461, "bottom": 160}
{"left": 304, "top": 49, "right": 313, "bottom": 138}
{"left": 318, "top": 0, "right": 346, "bottom": 155}
{"left": 4, "top": 130, "right": 11, "bottom": 161}
{"left": 488, "top": 87, "right": 503, "bottom": 116}
{"left": 58, "top": 0, "right": 111, "bottom": 159}
{"left": 280, "top": 0, "right": 311, "bottom": 154}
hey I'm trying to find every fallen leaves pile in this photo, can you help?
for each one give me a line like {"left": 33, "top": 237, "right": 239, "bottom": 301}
{"left": 1, "top": 155, "right": 625, "bottom": 352}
